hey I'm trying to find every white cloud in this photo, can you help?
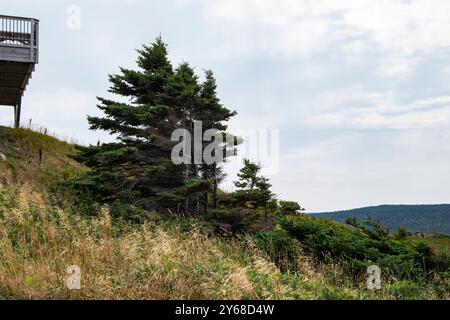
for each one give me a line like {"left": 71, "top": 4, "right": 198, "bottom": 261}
{"left": 202, "top": 0, "right": 336, "bottom": 58}
{"left": 309, "top": 93, "right": 450, "bottom": 130}
{"left": 201, "top": 0, "right": 450, "bottom": 76}
{"left": 314, "top": 86, "right": 392, "bottom": 110}
{"left": 377, "top": 57, "right": 418, "bottom": 79}
{"left": 341, "top": 40, "right": 368, "bottom": 63}
{"left": 338, "top": 0, "right": 450, "bottom": 55}
{"left": 282, "top": 146, "right": 325, "bottom": 160}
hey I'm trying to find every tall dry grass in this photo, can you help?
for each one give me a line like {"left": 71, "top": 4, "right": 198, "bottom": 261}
{"left": 2, "top": 186, "right": 446, "bottom": 300}
{"left": 0, "top": 185, "right": 321, "bottom": 300}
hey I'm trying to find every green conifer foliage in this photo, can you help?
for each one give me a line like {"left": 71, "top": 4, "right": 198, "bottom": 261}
{"left": 74, "top": 38, "right": 237, "bottom": 214}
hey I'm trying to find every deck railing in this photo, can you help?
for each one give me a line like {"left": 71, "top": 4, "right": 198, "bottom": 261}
{"left": 0, "top": 15, "right": 39, "bottom": 47}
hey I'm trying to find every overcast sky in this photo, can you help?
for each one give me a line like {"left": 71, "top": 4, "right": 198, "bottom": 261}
{"left": 1, "top": 0, "right": 450, "bottom": 212}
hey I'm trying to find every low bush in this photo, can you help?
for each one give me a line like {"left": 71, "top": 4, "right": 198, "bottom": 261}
{"left": 254, "top": 229, "right": 302, "bottom": 271}
{"left": 277, "top": 215, "right": 441, "bottom": 281}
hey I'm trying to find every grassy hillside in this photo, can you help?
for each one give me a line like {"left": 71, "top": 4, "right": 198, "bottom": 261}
{"left": 0, "top": 127, "right": 448, "bottom": 300}
{"left": 311, "top": 205, "right": 450, "bottom": 235}
{"left": 0, "top": 126, "right": 83, "bottom": 188}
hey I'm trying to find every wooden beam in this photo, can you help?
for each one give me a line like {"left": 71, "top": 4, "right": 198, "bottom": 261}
{"left": 14, "top": 95, "right": 22, "bottom": 128}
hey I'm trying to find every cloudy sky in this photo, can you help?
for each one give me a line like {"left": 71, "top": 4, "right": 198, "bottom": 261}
{"left": 1, "top": 0, "right": 450, "bottom": 212}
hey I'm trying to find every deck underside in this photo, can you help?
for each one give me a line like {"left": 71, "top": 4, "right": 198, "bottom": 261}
{"left": 0, "top": 61, "right": 34, "bottom": 106}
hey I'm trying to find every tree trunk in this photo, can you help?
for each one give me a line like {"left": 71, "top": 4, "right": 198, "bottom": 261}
{"left": 185, "top": 195, "right": 189, "bottom": 215}
{"left": 196, "top": 195, "right": 200, "bottom": 216}
{"left": 204, "top": 192, "right": 209, "bottom": 215}
{"left": 183, "top": 105, "right": 190, "bottom": 215}
{"left": 213, "top": 164, "right": 218, "bottom": 209}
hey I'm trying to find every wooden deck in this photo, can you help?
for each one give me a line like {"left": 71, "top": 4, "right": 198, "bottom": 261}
{"left": 0, "top": 15, "right": 39, "bottom": 127}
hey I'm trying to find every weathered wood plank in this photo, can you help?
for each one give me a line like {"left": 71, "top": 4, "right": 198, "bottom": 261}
{"left": 0, "top": 62, "right": 32, "bottom": 73}
{"left": 0, "top": 96, "right": 19, "bottom": 106}
{"left": 0, "top": 46, "right": 36, "bottom": 63}
{"left": 0, "top": 79, "right": 25, "bottom": 88}
{"left": 0, "top": 86, "right": 21, "bottom": 93}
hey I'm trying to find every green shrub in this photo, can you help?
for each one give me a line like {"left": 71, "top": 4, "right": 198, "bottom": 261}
{"left": 395, "top": 227, "right": 412, "bottom": 240}
{"left": 429, "top": 250, "right": 450, "bottom": 273}
{"left": 49, "top": 176, "right": 99, "bottom": 216}
{"left": 109, "top": 202, "right": 155, "bottom": 223}
{"left": 278, "top": 201, "right": 304, "bottom": 215}
{"left": 278, "top": 215, "right": 432, "bottom": 281}
{"left": 255, "top": 229, "right": 302, "bottom": 271}
{"left": 208, "top": 208, "right": 261, "bottom": 232}
{"left": 387, "top": 281, "right": 423, "bottom": 300}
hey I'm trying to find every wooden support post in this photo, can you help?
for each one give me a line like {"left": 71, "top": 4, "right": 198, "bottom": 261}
{"left": 14, "top": 95, "right": 22, "bottom": 128}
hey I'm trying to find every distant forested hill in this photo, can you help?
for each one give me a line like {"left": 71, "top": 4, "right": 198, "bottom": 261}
{"left": 311, "top": 205, "right": 450, "bottom": 235}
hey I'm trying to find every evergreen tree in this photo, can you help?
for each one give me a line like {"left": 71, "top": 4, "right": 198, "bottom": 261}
{"left": 279, "top": 201, "right": 305, "bottom": 215}
{"left": 197, "top": 70, "right": 237, "bottom": 212}
{"left": 160, "top": 62, "right": 204, "bottom": 214}
{"left": 74, "top": 38, "right": 237, "bottom": 214}
{"left": 233, "top": 159, "right": 275, "bottom": 220}
{"left": 254, "top": 176, "right": 274, "bottom": 221}
{"left": 76, "top": 38, "right": 184, "bottom": 210}
{"left": 234, "top": 159, "right": 262, "bottom": 190}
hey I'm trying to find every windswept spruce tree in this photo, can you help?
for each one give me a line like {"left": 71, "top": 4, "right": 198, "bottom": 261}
{"left": 233, "top": 159, "right": 275, "bottom": 221}
{"left": 75, "top": 38, "right": 237, "bottom": 214}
